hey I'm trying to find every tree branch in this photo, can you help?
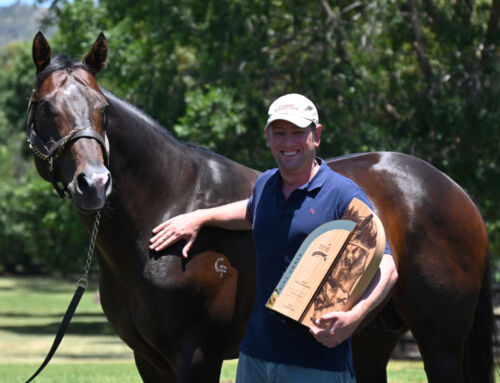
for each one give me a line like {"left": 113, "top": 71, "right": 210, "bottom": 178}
{"left": 421, "top": 0, "right": 444, "bottom": 27}
{"left": 319, "top": 0, "right": 352, "bottom": 70}
{"left": 481, "top": 0, "right": 500, "bottom": 68}
{"left": 406, "top": 0, "right": 433, "bottom": 79}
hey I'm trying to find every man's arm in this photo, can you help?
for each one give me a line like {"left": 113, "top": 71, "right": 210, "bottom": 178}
{"left": 309, "top": 253, "right": 398, "bottom": 348}
{"left": 149, "top": 199, "right": 252, "bottom": 257}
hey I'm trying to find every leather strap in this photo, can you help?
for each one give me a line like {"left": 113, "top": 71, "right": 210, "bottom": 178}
{"left": 25, "top": 285, "right": 87, "bottom": 382}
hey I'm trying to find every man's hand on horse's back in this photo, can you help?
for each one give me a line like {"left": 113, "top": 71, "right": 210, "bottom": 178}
{"left": 150, "top": 211, "right": 205, "bottom": 257}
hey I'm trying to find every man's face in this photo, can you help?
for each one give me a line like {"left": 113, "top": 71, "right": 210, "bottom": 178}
{"left": 266, "top": 120, "right": 322, "bottom": 176}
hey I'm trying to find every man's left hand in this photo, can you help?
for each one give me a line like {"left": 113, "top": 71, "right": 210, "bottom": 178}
{"left": 309, "top": 310, "right": 361, "bottom": 348}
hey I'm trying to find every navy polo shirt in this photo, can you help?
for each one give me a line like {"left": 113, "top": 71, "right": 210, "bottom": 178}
{"left": 240, "top": 158, "right": 390, "bottom": 373}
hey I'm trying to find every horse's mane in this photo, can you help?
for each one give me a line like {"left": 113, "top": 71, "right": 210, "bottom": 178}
{"left": 101, "top": 89, "right": 217, "bottom": 154}
{"left": 102, "top": 83, "right": 244, "bottom": 171}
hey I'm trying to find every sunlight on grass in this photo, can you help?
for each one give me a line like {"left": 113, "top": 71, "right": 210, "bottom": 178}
{"left": 1, "top": 277, "right": 496, "bottom": 382}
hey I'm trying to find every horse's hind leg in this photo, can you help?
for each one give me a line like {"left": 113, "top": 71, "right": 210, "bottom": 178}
{"left": 352, "top": 300, "right": 408, "bottom": 383}
{"left": 412, "top": 328, "right": 466, "bottom": 383}
{"left": 401, "top": 267, "right": 480, "bottom": 383}
{"left": 352, "top": 330, "right": 405, "bottom": 383}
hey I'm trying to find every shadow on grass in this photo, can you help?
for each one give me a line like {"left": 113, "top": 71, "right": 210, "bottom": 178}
{"left": 54, "top": 353, "right": 133, "bottom": 360}
{"left": 0, "top": 319, "right": 116, "bottom": 336}
{"left": 0, "top": 311, "right": 105, "bottom": 319}
{"left": 0, "top": 277, "right": 99, "bottom": 294}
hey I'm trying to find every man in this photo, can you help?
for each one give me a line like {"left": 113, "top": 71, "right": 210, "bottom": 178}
{"left": 150, "top": 93, "right": 398, "bottom": 382}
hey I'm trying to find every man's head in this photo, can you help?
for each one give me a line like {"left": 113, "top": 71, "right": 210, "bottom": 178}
{"left": 265, "top": 94, "right": 322, "bottom": 178}
{"left": 264, "top": 93, "right": 319, "bottom": 130}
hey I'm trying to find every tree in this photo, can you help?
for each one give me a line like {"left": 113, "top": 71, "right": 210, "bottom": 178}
{"left": 0, "top": 0, "right": 498, "bottom": 274}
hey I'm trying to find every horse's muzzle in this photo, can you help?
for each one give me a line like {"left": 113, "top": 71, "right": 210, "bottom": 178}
{"left": 70, "top": 165, "right": 112, "bottom": 212}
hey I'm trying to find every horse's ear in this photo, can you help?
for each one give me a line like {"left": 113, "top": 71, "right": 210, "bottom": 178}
{"left": 32, "top": 31, "right": 51, "bottom": 72}
{"left": 84, "top": 32, "right": 108, "bottom": 73}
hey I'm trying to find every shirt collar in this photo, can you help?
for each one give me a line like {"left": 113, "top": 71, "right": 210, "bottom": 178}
{"left": 272, "top": 157, "right": 329, "bottom": 193}
{"left": 298, "top": 157, "right": 329, "bottom": 191}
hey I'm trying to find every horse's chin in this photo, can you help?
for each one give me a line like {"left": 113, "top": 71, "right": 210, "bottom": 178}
{"left": 72, "top": 196, "right": 107, "bottom": 214}
{"left": 68, "top": 185, "right": 108, "bottom": 213}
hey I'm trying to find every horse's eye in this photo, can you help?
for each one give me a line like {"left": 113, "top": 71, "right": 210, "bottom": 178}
{"left": 40, "top": 101, "right": 53, "bottom": 116}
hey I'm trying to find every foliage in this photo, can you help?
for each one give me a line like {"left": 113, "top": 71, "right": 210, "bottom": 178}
{"left": 0, "top": 39, "right": 88, "bottom": 275}
{"left": 174, "top": 81, "right": 249, "bottom": 159}
{"left": 0, "top": 0, "right": 498, "bottom": 273}
{"left": 0, "top": 169, "right": 88, "bottom": 275}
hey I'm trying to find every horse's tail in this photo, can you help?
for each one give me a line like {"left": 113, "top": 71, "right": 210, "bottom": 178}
{"left": 464, "top": 253, "right": 497, "bottom": 383}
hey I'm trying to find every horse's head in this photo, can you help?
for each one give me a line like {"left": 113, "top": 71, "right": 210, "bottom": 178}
{"left": 28, "top": 32, "right": 112, "bottom": 212}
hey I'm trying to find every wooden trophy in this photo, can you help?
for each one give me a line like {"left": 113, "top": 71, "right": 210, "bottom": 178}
{"left": 266, "top": 198, "right": 386, "bottom": 327}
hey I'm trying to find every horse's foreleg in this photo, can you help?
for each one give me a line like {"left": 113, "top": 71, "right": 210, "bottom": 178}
{"left": 177, "top": 349, "right": 223, "bottom": 383}
{"left": 134, "top": 351, "right": 177, "bottom": 383}
{"left": 176, "top": 328, "right": 224, "bottom": 383}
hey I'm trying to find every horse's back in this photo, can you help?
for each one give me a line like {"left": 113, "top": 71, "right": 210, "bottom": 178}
{"left": 327, "top": 151, "right": 488, "bottom": 271}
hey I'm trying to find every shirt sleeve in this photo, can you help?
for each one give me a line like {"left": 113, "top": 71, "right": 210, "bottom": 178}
{"left": 246, "top": 193, "right": 255, "bottom": 223}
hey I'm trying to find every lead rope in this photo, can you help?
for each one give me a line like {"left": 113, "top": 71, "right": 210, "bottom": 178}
{"left": 25, "top": 211, "right": 101, "bottom": 383}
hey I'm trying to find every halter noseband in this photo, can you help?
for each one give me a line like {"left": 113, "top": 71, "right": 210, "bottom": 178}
{"left": 26, "top": 88, "right": 110, "bottom": 199}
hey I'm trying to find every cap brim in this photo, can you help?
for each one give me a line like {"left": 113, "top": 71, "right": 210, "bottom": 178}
{"left": 264, "top": 113, "right": 315, "bottom": 129}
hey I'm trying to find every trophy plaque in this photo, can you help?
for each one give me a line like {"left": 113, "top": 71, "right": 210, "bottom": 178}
{"left": 266, "top": 198, "right": 386, "bottom": 327}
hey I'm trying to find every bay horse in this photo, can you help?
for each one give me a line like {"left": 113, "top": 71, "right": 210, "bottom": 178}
{"left": 28, "top": 32, "right": 494, "bottom": 383}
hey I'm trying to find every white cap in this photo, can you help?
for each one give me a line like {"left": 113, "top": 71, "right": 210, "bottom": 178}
{"left": 265, "top": 93, "right": 319, "bottom": 129}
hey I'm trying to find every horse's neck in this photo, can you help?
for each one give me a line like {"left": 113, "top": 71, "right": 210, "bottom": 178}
{"left": 106, "top": 91, "right": 186, "bottom": 185}
{"left": 88, "top": 91, "right": 258, "bottom": 280}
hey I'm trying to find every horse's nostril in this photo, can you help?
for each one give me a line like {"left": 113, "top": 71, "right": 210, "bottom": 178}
{"left": 76, "top": 173, "right": 90, "bottom": 192}
{"left": 105, "top": 173, "right": 111, "bottom": 190}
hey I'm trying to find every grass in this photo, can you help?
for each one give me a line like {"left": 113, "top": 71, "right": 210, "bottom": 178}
{"left": 0, "top": 276, "right": 482, "bottom": 382}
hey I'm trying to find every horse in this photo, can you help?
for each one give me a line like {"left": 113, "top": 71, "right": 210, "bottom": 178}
{"left": 28, "top": 32, "right": 494, "bottom": 383}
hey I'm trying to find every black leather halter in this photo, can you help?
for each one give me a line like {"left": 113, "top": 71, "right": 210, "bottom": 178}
{"left": 26, "top": 89, "right": 110, "bottom": 199}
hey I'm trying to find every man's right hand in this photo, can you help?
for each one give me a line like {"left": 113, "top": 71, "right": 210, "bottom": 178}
{"left": 150, "top": 210, "right": 206, "bottom": 258}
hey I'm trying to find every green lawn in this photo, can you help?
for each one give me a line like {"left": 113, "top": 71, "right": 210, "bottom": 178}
{"left": 0, "top": 276, "right": 477, "bottom": 382}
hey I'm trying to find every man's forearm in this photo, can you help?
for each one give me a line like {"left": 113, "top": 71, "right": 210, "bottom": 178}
{"left": 198, "top": 199, "right": 252, "bottom": 230}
